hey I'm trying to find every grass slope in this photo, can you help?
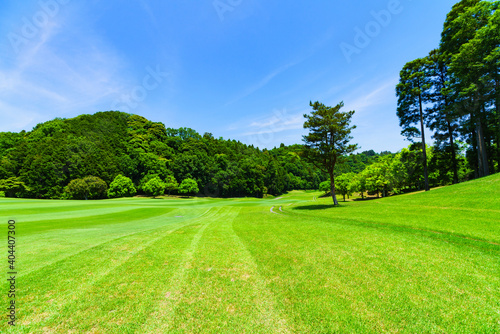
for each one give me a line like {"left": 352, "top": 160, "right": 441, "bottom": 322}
{"left": 0, "top": 174, "right": 499, "bottom": 333}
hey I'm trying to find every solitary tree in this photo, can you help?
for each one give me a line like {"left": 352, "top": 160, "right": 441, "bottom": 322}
{"left": 396, "top": 58, "right": 432, "bottom": 191}
{"left": 302, "top": 101, "right": 358, "bottom": 205}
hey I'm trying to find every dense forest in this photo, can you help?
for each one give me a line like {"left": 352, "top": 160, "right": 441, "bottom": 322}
{"left": 397, "top": 0, "right": 500, "bottom": 183}
{"left": 0, "top": 111, "right": 328, "bottom": 199}
{"left": 0, "top": 110, "right": 474, "bottom": 200}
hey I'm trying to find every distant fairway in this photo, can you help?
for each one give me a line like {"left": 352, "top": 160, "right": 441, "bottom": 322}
{"left": 1, "top": 175, "right": 499, "bottom": 333}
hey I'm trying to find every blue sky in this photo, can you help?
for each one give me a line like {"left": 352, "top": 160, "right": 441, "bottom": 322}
{"left": 0, "top": 0, "right": 458, "bottom": 152}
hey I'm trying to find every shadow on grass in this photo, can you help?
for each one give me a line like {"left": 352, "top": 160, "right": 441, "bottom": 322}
{"left": 294, "top": 204, "right": 340, "bottom": 210}
{"left": 352, "top": 197, "right": 379, "bottom": 201}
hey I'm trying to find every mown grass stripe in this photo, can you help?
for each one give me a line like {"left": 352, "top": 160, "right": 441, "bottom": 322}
{"left": 17, "top": 218, "right": 195, "bottom": 331}
{"left": 14, "top": 209, "right": 183, "bottom": 278}
{"left": 149, "top": 207, "right": 292, "bottom": 333}
{"left": 292, "top": 208, "right": 500, "bottom": 250}
{"left": 12, "top": 217, "right": 213, "bottom": 333}
{"left": 0, "top": 174, "right": 498, "bottom": 333}
{"left": 228, "top": 214, "right": 291, "bottom": 333}
{"left": 234, "top": 206, "right": 500, "bottom": 333}
{"left": 140, "top": 207, "right": 219, "bottom": 333}
{"left": 15, "top": 207, "right": 175, "bottom": 236}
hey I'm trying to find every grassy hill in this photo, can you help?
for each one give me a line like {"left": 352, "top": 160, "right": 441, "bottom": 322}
{"left": 1, "top": 174, "right": 499, "bottom": 333}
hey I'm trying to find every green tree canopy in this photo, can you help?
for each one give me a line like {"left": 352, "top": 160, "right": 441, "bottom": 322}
{"left": 84, "top": 176, "right": 108, "bottom": 199}
{"left": 351, "top": 171, "right": 367, "bottom": 199}
{"left": 107, "top": 175, "right": 137, "bottom": 198}
{"left": 0, "top": 177, "right": 29, "bottom": 198}
{"left": 64, "top": 179, "right": 90, "bottom": 200}
{"left": 64, "top": 176, "right": 107, "bottom": 200}
{"left": 164, "top": 175, "right": 179, "bottom": 195}
{"left": 143, "top": 176, "right": 165, "bottom": 198}
{"left": 179, "top": 178, "right": 199, "bottom": 197}
{"left": 302, "top": 101, "right": 358, "bottom": 205}
{"left": 335, "top": 173, "right": 355, "bottom": 202}
{"left": 319, "top": 181, "right": 330, "bottom": 194}
{"left": 396, "top": 57, "right": 432, "bottom": 191}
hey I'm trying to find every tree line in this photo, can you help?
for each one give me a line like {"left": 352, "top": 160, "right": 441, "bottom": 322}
{"left": 320, "top": 142, "right": 472, "bottom": 202}
{"left": 0, "top": 108, "right": 480, "bottom": 200}
{"left": 0, "top": 111, "right": 394, "bottom": 200}
{"left": 0, "top": 111, "right": 324, "bottom": 199}
{"left": 396, "top": 0, "right": 499, "bottom": 188}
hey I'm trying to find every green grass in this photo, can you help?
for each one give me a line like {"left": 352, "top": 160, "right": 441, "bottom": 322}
{"left": 1, "top": 175, "right": 499, "bottom": 333}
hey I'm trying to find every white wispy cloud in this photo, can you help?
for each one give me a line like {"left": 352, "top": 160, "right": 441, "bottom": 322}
{"left": 0, "top": 6, "right": 130, "bottom": 132}
{"left": 138, "top": 0, "right": 159, "bottom": 29}
{"left": 343, "top": 77, "right": 398, "bottom": 114}
{"left": 225, "top": 60, "right": 302, "bottom": 106}
{"left": 229, "top": 106, "right": 305, "bottom": 137}
{"left": 244, "top": 114, "right": 304, "bottom": 136}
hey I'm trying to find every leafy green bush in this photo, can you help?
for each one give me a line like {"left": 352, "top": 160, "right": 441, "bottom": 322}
{"left": 179, "top": 178, "right": 199, "bottom": 197}
{"left": 319, "top": 181, "right": 330, "bottom": 194}
{"left": 64, "top": 176, "right": 108, "bottom": 200}
{"left": 164, "top": 175, "right": 179, "bottom": 195}
{"left": 143, "top": 176, "right": 165, "bottom": 198}
{"left": 108, "top": 175, "right": 137, "bottom": 198}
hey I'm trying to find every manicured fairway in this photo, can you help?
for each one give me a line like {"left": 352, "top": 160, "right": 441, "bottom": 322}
{"left": 1, "top": 175, "right": 499, "bottom": 333}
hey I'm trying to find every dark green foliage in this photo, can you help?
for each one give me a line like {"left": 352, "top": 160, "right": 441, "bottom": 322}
{"left": 319, "top": 181, "right": 330, "bottom": 194}
{"left": 64, "top": 179, "right": 89, "bottom": 200}
{"left": 64, "top": 176, "right": 107, "bottom": 200}
{"left": 108, "top": 175, "right": 137, "bottom": 198}
{"left": 396, "top": 0, "right": 500, "bottom": 181}
{"left": 0, "top": 177, "right": 29, "bottom": 198}
{"left": 84, "top": 176, "right": 108, "bottom": 199}
{"left": 0, "top": 110, "right": 339, "bottom": 199}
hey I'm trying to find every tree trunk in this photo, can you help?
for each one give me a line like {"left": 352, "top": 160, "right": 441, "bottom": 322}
{"left": 470, "top": 112, "right": 479, "bottom": 178}
{"left": 476, "top": 115, "right": 489, "bottom": 177}
{"left": 329, "top": 174, "right": 339, "bottom": 205}
{"left": 496, "top": 78, "right": 500, "bottom": 172}
{"left": 447, "top": 119, "right": 459, "bottom": 184}
{"left": 419, "top": 94, "right": 430, "bottom": 191}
